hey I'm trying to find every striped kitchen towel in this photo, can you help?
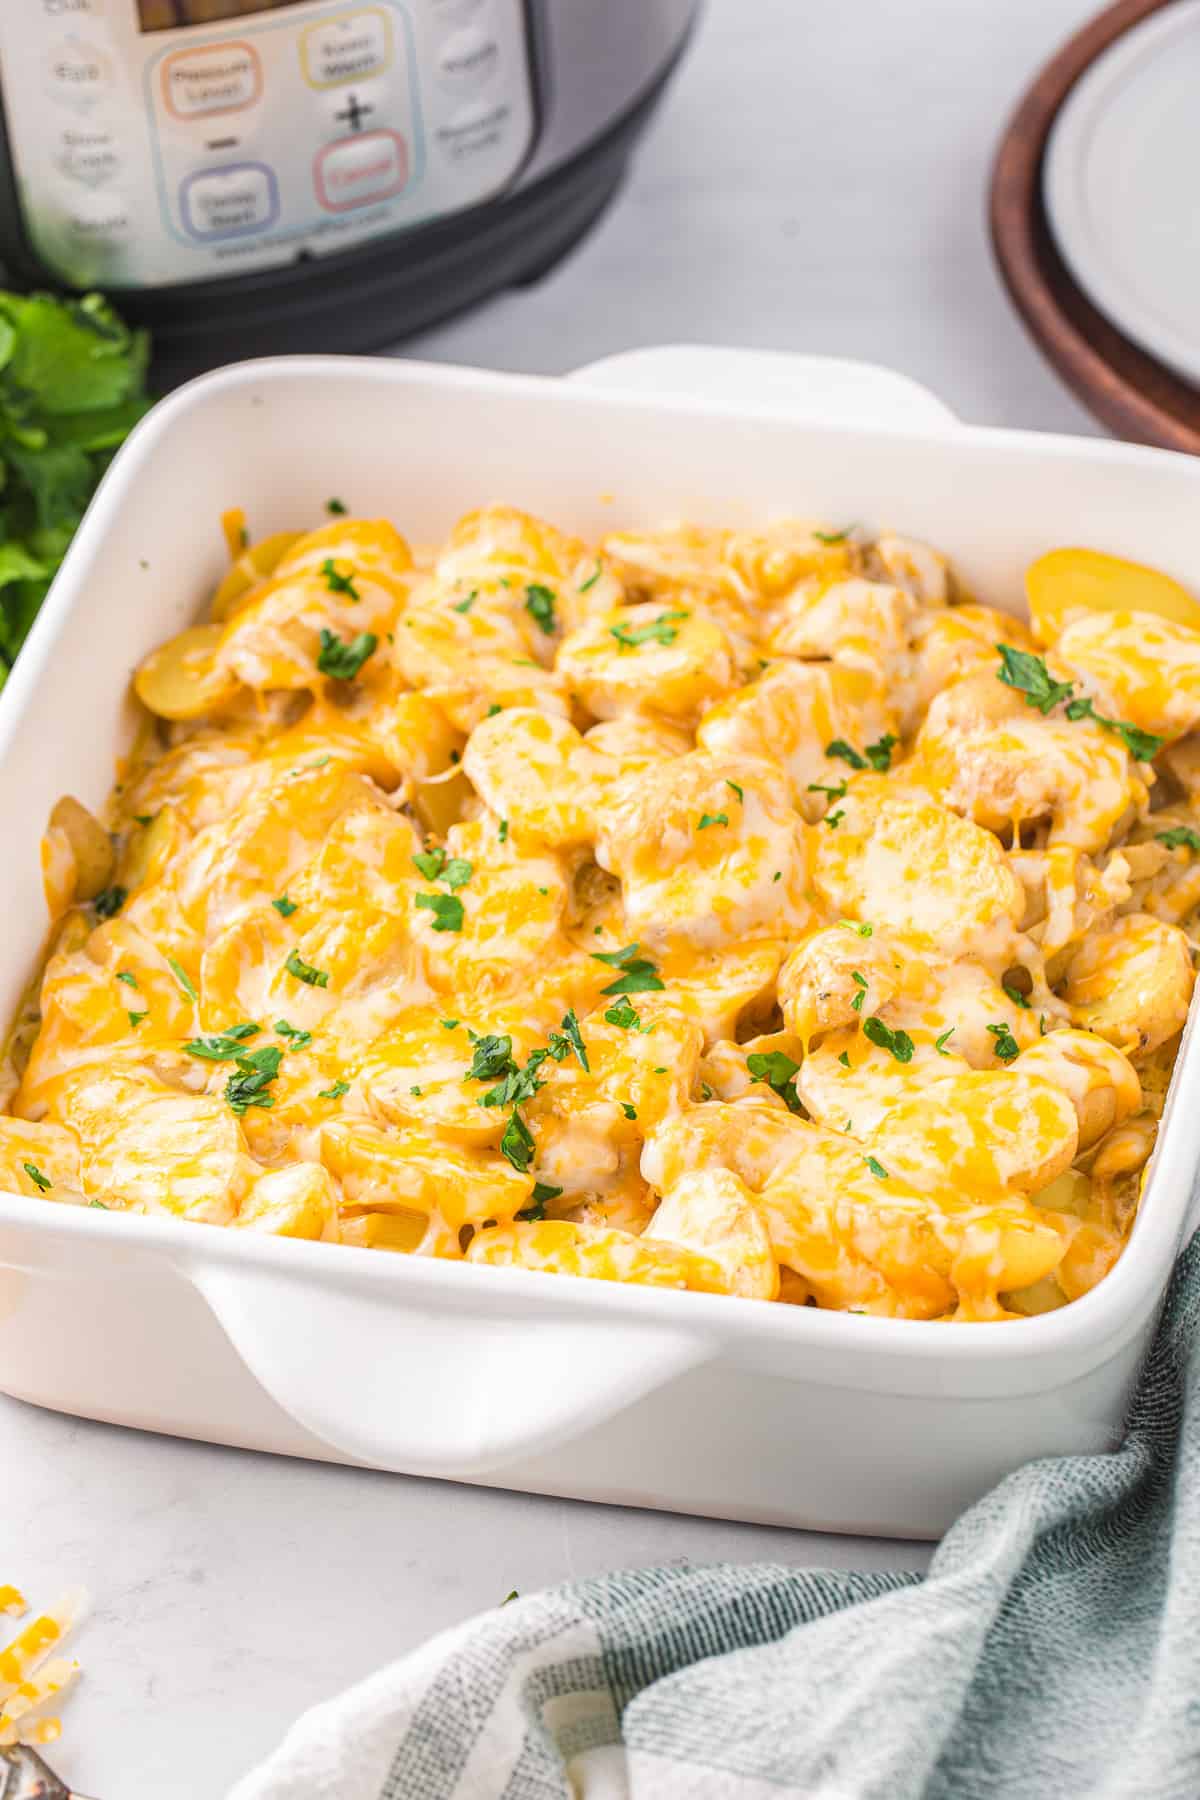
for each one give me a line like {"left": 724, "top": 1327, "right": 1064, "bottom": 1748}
{"left": 229, "top": 1229, "right": 1200, "bottom": 1799}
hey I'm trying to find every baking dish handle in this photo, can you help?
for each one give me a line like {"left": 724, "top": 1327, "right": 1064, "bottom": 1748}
{"left": 567, "top": 344, "right": 960, "bottom": 431}
{"left": 189, "top": 1260, "right": 711, "bottom": 1477}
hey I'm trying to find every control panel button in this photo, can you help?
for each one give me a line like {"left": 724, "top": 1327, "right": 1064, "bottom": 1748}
{"left": 45, "top": 40, "right": 113, "bottom": 108}
{"left": 314, "top": 129, "right": 408, "bottom": 211}
{"left": 163, "top": 43, "right": 262, "bottom": 120}
{"left": 60, "top": 188, "right": 132, "bottom": 243}
{"left": 301, "top": 9, "right": 392, "bottom": 89}
{"left": 180, "top": 162, "right": 278, "bottom": 239}
{"left": 435, "top": 99, "right": 511, "bottom": 165}
{"left": 437, "top": 26, "right": 500, "bottom": 91}
{"left": 57, "top": 124, "right": 120, "bottom": 188}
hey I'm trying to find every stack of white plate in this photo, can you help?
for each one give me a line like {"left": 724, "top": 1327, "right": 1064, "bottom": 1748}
{"left": 1044, "top": 0, "right": 1200, "bottom": 388}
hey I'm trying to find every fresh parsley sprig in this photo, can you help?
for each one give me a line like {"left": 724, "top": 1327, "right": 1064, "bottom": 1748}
{"left": 316, "top": 628, "right": 377, "bottom": 681}
{"left": 995, "top": 644, "right": 1162, "bottom": 761}
{"left": 609, "top": 609, "right": 688, "bottom": 652}
{"left": 746, "top": 1049, "right": 803, "bottom": 1114}
{"left": 862, "top": 1016, "right": 914, "bottom": 1063}
{"left": 590, "top": 941, "right": 664, "bottom": 996}
{"left": 225, "top": 1045, "right": 283, "bottom": 1115}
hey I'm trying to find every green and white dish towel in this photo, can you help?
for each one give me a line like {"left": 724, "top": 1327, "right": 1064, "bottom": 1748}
{"left": 230, "top": 1231, "right": 1200, "bottom": 1799}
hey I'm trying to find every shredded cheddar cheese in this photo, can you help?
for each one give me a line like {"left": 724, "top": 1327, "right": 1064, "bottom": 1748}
{"left": 2, "top": 511, "right": 1196, "bottom": 1321}
{"left": 0, "top": 1587, "right": 81, "bottom": 1749}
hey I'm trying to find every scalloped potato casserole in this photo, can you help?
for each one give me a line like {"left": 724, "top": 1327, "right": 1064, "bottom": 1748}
{"left": 4, "top": 508, "right": 1198, "bottom": 1321}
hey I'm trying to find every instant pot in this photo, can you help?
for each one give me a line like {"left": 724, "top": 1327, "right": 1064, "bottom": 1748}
{"left": 0, "top": 1, "right": 697, "bottom": 376}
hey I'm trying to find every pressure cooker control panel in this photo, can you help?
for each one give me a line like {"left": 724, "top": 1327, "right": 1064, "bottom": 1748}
{"left": 0, "top": 1, "right": 536, "bottom": 288}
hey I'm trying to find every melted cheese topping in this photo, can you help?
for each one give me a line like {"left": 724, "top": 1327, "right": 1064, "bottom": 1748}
{"left": 5, "top": 507, "right": 1197, "bottom": 1322}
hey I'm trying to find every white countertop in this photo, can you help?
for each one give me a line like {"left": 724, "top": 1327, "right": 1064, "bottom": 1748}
{"left": 5, "top": 2, "right": 1107, "bottom": 1795}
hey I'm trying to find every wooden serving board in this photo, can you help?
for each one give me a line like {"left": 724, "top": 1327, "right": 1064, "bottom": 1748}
{"left": 990, "top": 0, "right": 1200, "bottom": 454}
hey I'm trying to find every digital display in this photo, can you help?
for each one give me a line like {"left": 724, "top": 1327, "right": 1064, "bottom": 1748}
{"left": 137, "top": 1, "right": 306, "bottom": 30}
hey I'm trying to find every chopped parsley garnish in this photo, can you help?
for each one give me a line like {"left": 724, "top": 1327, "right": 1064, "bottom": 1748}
{"left": 440, "top": 1018, "right": 459, "bottom": 1031}
{"left": 772, "top": 870, "right": 782, "bottom": 882}
{"left": 23, "top": 1162, "right": 51, "bottom": 1192}
{"left": 500, "top": 1109, "right": 535, "bottom": 1172}
{"left": 410, "top": 1085, "right": 422, "bottom": 1096}
{"left": 826, "top": 739, "right": 867, "bottom": 770}
{"left": 134, "top": 814, "right": 154, "bottom": 826}
{"left": 605, "top": 998, "right": 645, "bottom": 1031}
{"left": 1158, "top": 826, "right": 1200, "bottom": 853}
{"left": 93, "top": 885, "right": 127, "bottom": 919}
{"left": 317, "top": 628, "right": 377, "bottom": 681}
{"left": 127, "top": 1009, "right": 147, "bottom": 1028}
{"left": 726, "top": 781, "right": 744, "bottom": 802}
{"left": 824, "top": 809, "right": 845, "bottom": 830}
{"left": 466, "top": 1034, "right": 516, "bottom": 1083}
{"left": 864, "top": 1156, "right": 889, "bottom": 1180}
{"left": 167, "top": 957, "right": 197, "bottom": 1003}
{"left": 444, "top": 857, "right": 473, "bottom": 891}
{"left": 996, "top": 643, "right": 1074, "bottom": 715}
{"left": 590, "top": 941, "right": 664, "bottom": 996}
{"left": 413, "top": 846, "right": 446, "bottom": 881}
{"left": 579, "top": 562, "right": 602, "bottom": 592}
{"left": 415, "top": 892, "right": 464, "bottom": 933}
{"left": 479, "top": 1049, "right": 550, "bottom": 1112}
{"left": 609, "top": 609, "right": 688, "bottom": 652}
{"left": 934, "top": 1027, "right": 955, "bottom": 1055}
{"left": 498, "top": 819, "right": 509, "bottom": 843}
{"left": 318, "top": 1078, "right": 349, "bottom": 1100}
{"left": 320, "top": 557, "right": 360, "bottom": 600}
{"left": 224, "top": 1045, "right": 283, "bottom": 1115}
{"left": 524, "top": 583, "right": 557, "bottom": 633}
{"left": 285, "top": 948, "right": 330, "bottom": 987}
{"left": 116, "top": 970, "right": 138, "bottom": 988}
{"left": 865, "top": 734, "right": 897, "bottom": 773}
{"left": 326, "top": 497, "right": 347, "bottom": 515}
{"left": 185, "top": 1023, "right": 261, "bottom": 1060}
{"left": 1112, "top": 722, "right": 1164, "bottom": 761}
{"left": 814, "top": 525, "right": 854, "bottom": 544}
{"left": 698, "top": 812, "right": 728, "bottom": 830}
{"left": 1002, "top": 982, "right": 1031, "bottom": 1010}
{"left": 987, "top": 1022, "right": 1020, "bottom": 1063}
{"left": 486, "top": 703, "right": 503, "bottom": 718}
{"left": 862, "top": 1016, "right": 914, "bottom": 1063}
{"left": 850, "top": 971, "right": 868, "bottom": 1013}
{"left": 996, "top": 643, "right": 1163, "bottom": 760}
{"left": 547, "top": 1009, "right": 589, "bottom": 1071}
{"left": 808, "top": 778, "right": 848, "bottom": 802}
{"left": 839, "top": 920, "right": 873, "bottom": 937}
{"left": 837, "top": 1050, "right": 851, "bottom": 1068}
{"left": 275, "top": 1018, "right": 312, "bottom": 1048}
{"left": 620, "top": 1101, "right": 638, "bottom": 1121}
{"left": 746, "top": 1049, "right": 803, "bottom": 1113}
{"left": 89, "top": 1199, "right": 108, "bottom": 1209}
{"left": 452, "top": 590, "right": 477, "bottom": 614}
{"left": 272, "top": 894, "right": 298, "bottom": 918}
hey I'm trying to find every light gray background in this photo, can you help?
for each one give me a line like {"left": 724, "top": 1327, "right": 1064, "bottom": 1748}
{"left": 5, "top": 2, "right": 1107, "bottom": 1796}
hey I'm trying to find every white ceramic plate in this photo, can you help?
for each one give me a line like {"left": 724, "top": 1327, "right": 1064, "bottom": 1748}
{"left": 1044, "top": 0, "right": 1200, "bottom": 388}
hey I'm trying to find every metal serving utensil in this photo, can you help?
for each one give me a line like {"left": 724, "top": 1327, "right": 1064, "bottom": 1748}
{"left": 0, "top": 1744, "right": 96, "bottom": 1800}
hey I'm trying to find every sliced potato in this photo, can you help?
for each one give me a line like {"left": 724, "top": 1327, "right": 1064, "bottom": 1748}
{"left": 211, "top": 531, "right": 304, "bottom": 621}
{"left": 1027, "top": 547, "right": 1200, "bottom": 645}
{"left": 134, "top": 623, "right": 239, "bottom": 721}
{"left": 45, "top": 796, "right": 113, "bottom": 905}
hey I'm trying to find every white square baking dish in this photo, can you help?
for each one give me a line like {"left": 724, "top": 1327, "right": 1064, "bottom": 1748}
{"left": 1, "top": 347, "right": 1198, "bottom": 1541}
